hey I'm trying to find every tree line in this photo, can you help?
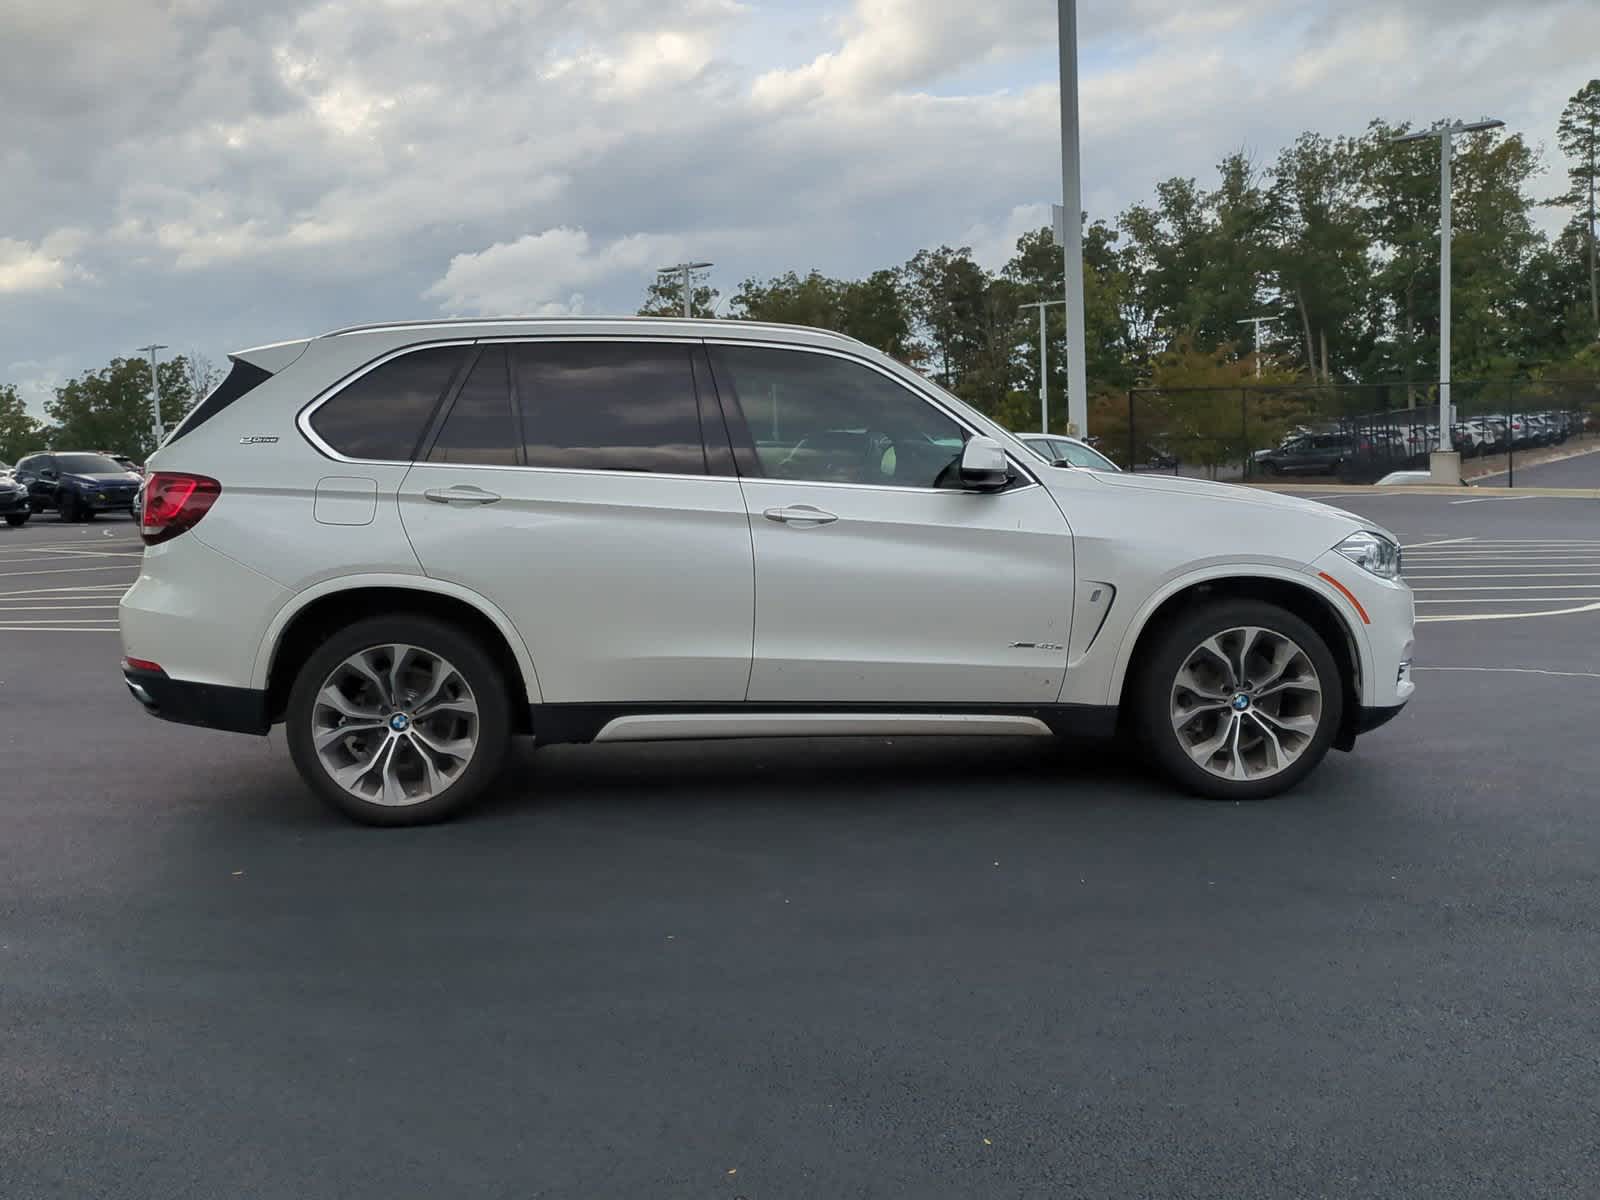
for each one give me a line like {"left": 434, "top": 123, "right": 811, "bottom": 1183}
{"left": 643, "top": 80, "right": 1600, "bottom": 441}
{"left": 0, "top": 354, "right": 219, "bottom": 464}
{"left": 5, "top": 83, "right": 1594, "bottom": 466}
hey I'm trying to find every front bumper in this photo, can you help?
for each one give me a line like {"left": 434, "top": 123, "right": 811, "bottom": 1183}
{"left": 82, "top": 489, "right": 139, "bottom": 511}
{"left": 0, "top": 491, "right": 28, "bottom": 514}
{"left": 122, "top": 664, "right": 270, "bottom": 735}
{"left": 1356, "top": 702, "right": 1408, "bottom": 735}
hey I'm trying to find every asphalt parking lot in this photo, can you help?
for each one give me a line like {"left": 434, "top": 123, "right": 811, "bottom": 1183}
{"left": 4, "top": 497, "right": 1599, "bottom": 1199}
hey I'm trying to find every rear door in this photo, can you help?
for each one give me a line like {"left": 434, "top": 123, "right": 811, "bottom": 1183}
{"left": 398, "top": 339, "right": 754, "bottom": 704}
{"left": 707, "top": 342, "right": 1073, "bottom": 704}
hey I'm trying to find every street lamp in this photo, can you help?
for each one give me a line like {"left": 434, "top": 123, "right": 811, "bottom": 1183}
{"left": 1389, "top": 118, "right": 1504, "bottom": 481}
{"left": 1234, "top": 316, "right": 1278, "bottom": 379}
{"left": 136, "top": 343, "right": 168, "bottom": 449}
{"left": 656, "top": 262, "right": 714, "bottom": 318}
{"left": 1020, "top": 299, "right": 1067, "bottom": 432}
{"left": 1056, "top": 0, "right": 1088, "bottom": 437}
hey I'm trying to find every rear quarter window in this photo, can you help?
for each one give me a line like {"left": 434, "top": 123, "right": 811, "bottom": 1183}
{"left": 309, "top": 345, "right": 468, "bottom": 462}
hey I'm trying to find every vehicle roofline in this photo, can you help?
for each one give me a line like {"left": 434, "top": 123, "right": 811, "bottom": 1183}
{"left": 232, "top": 316, "right": 878, "bottom": 360}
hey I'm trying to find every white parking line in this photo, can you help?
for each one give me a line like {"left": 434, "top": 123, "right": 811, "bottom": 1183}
{"left": 1407, "top": 570, "right": 1600, "bottom": 578}
{"left": 1417, "top": 601, "right": 1600, "bottom": 623}
{"left": 0, "top": 586, "right": 131, "bottom": 598}
{"left": 1413, "top": 665, "right": 1600, "bottom": 680}
{"left": 0, "top": 605, "right": 121, "bottom": 611}
{"left": 1414, "top": 596, "right": 1600, "bottom": 603}
{"left": 0, "top": 630, "right": 119, "bottom": 640}
{"left": 0, "top": 565, "right": 141, "bottom": 579}
{"left": 1412, "top": 582, "right": 1600, "bottom": 591}
{"left": 1403, "top": 537, "right": 1478, "bottom": 548}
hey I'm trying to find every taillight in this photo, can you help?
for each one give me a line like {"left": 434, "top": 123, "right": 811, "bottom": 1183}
{"left": 140, "top": 472, "right": 221, "bottom": 546}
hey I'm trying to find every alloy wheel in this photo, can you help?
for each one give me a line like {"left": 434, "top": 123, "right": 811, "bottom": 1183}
{"left": 311, "top": 643, "right": 480, "bottom": 807}
{"left": 1169, "top": 625, "right": 1324, "bottom": 781}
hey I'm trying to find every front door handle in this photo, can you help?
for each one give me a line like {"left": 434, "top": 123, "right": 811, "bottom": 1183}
{"left": 763, "top": 504, "right": 838, "bottom": 526}
{"left": 424, "top": 485, "right": 502, "bottom": 507}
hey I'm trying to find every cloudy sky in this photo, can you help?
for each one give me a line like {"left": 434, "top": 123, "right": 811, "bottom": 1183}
{"left": 3, "top": 0, "right": 1595, "bottom": 414}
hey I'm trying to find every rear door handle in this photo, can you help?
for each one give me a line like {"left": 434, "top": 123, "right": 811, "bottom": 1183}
{"left": 424, "top": 485, "right": 502, "bottom": 506}
{"left": 763, "top": 504, "right": 838, "bottom": 526}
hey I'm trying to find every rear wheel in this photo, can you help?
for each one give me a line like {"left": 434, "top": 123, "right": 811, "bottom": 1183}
{"left": 1136, "top": 599, "right": 1343, "bottom": 801}
{"left": 286, "top": 615, "right": 514, "bottom": 826}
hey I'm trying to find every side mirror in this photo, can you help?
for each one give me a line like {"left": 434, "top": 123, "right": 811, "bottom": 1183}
{"left": 959, "top": 435, "right": 1010, "bottom": 491}
{"left": 40, "top": 469, "right": 58, "bottom": 481}
{"left": 1051, "top": 458, "right": 1074, "bottom": 469}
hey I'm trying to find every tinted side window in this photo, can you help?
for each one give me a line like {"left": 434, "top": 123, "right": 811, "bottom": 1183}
{"left": 709, "top": 346, "right": 966, "bottom": 488}
{"left": 427, "top": 347, "right": 518, "bottom": 466}
{"left": 514, "top": 342, "right": 705, "bottom": 475}
{"left": 309, "top": 345, "right": 466, "bottom": 461}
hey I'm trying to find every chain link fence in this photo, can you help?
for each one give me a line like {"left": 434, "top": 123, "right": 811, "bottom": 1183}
{"left": 1094, "top": 378, "right": 1600, "bottom": 485}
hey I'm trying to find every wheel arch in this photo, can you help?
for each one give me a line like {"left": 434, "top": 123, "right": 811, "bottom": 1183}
{"left": 254, "top": 575, "right": 542, "bottom": 729}
{"left": 1109, "top": 568, "right": 1369, "bottom": 750}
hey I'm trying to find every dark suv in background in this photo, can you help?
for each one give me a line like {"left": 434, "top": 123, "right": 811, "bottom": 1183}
{"left": 1253, "top": 431, "right": 1351, "bottom": 476}
{"left": 11, "top": 452, "right": 144, "bottom": 521}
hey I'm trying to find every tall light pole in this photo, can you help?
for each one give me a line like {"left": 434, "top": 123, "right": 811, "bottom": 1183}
{"left": 1057, "top": 0, "right": 1088, "bottom": 436}
{"left": 1020, "top": 299, "right": 1067, "bottom": 432}
{"left": 1390, "top": 118, "right": 1503, "bottom": 481}
{"left": 657, "top": 262, "right": 713, "bottom": 318}
{"left": 136, "top": 343, "right": 168, "bottom": 449}
{"left": 1234, "top": 316, "right": 1278, "bottom": 378}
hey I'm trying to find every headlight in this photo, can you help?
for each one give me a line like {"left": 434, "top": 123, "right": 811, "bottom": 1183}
{"left": 1335, "top": 531, "right": 1401, "bottom": 580}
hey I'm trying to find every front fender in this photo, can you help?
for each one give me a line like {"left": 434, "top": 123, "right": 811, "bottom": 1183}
{"left": 1100, "top": 562, "right": 1374, "bottom": 708}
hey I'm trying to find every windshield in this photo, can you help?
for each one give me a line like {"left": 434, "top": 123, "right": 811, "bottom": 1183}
{"left": 55, "top": 453, "right": 127, "bottom": 475}
{"left": 1056, "top": 441, "right": 1118, "bottom": 470}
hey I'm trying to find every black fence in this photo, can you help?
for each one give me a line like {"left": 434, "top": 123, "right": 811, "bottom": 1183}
{"left": 1103, "top": 378, "right": 1600, "bottom": 485}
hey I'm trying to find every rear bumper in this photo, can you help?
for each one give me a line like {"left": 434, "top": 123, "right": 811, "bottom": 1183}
{"left": 122, "top": 665, "right": 270, "bottom": 735}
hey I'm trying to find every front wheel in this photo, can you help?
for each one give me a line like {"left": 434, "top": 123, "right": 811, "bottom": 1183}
{"left": 1135, "top": 600, "right": 1343, "bottom": 801}
{"left": 57, "top": 492, "right": 78, "bottom": 522}
{"left": 4, "top": 513, "right": 27, "bottom": 527}
{"left": 286, "top": 615, "right": 514, "bottom": 826}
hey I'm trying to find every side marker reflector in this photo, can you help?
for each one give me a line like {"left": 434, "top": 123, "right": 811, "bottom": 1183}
{"left": 1318, "top": 572, "right": 1371, "bottom": 625}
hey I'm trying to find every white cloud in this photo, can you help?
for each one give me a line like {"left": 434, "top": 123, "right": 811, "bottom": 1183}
{"left": 0, "top": 0, "right": 1594, "bottom": 380}
{"left": 0, "top": 231, "right": 89, "bottom": 294}
{"left": 425, "top": 227, "right": 685, "bottom": 316}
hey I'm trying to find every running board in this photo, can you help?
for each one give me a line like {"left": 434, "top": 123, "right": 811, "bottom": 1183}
{"left": 590, "top": 712, "right": 1055, "bottom": 743}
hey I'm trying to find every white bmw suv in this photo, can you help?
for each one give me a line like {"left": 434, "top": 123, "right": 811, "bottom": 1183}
{"left": 120, "top": 318, "right": 1414, "bottom": 825}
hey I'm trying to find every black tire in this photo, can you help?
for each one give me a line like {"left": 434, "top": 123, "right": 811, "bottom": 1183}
{"left": 286, "top": 614, "right": 515, "bottom": 826}
{"left": 1134, "top": 599, "right": 1344, "bottom": 801}
{"left": 1261, "top": 461, "right": 1282, "bottom": 476}
{"left": 4, "top": 513, "right": 27, "bottom": 527}
{"left": 57, "top": 492, "right": 78, "bottom": 522}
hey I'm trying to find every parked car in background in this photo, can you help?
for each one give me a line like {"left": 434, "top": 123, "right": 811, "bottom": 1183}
{"left": 1253, "top": 431, "right": 1351, "bottom": 476}
{"left": 100, "top": 452, "right": 144, "bottom": 474}
{"left": 119, "top": 317, "right": 1413, "bottom": 825}
{"left": 1016, "top": 433, "right": 1122, "bottom": 471}
{"left": 0, "top": 470, "right": 30, "bottom": 526}
{"left": 11, "top": 452, "right": 145, "bottom": 521}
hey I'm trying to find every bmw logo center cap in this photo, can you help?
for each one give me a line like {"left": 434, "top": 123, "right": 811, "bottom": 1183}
{"left": 1231, "top": 694, "right": 1251, "bottom": 712}
{"left": 388, "top": 713, "right": 411, "bottom": 732}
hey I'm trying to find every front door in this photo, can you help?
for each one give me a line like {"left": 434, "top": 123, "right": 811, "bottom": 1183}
{"left": 400, "top": 340, "right": 753, "bottom": 704}
{"left": 706, "top": 344, "right": 1073, "bottom": 704}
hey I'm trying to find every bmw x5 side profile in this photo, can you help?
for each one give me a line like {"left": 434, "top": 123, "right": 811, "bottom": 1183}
{"left": 119, "top": 318, "right": 1414, "bottom": 825}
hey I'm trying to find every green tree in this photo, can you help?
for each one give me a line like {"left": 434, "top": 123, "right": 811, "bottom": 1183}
{"left": 46, "top": 356, "right": 200, "bottom": 461}
{"left": 1268, "top": 133, "right": 1373, "bottom": 381}
{"left": 637, "top": 273, "right": 719, "bottom": 317}
{"left": 1548, "top": 79, "right": 1600, "bottom": 338}
{"left": 0, "top": 384, "right": 47, "bottom": 462}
